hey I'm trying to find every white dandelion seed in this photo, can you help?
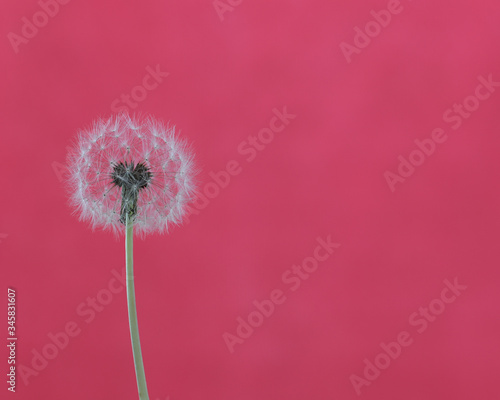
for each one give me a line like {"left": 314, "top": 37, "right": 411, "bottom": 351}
{"left": 66, "top": 112, "right": 198, "bottom": 236}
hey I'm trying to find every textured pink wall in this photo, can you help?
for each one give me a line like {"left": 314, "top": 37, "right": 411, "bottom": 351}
{"left": 1, "top": 0, "right": 500, "bottom": 399}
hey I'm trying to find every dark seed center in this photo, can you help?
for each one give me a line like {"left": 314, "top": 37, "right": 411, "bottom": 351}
{"left": 111, "top": 161, "right": 152, "bottom": 224}
{"left": 111, "top": 161, "right": 152, "bottom": 189}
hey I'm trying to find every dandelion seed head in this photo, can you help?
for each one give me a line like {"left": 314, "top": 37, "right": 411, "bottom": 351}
{"left": 66, "top": 113, "right": 198, "bottom": 235}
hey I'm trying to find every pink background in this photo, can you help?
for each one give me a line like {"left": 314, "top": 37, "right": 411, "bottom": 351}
{"left": 2, "top": 0, "right": 500, "bottom": 399}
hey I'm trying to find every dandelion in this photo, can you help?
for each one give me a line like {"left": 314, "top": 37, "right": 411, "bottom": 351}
{"left": 66, "top": 112, "right": 198, "bottom": 400}
{"left": 67, "top": 112, "right": 197, "bottom": 235}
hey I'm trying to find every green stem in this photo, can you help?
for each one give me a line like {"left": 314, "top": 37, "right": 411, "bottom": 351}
{"left": 126, "top": 214, "right": 150, "bottom": 400}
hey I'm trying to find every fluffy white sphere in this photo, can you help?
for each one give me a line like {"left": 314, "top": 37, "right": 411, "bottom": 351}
{"left": 66, "top": 113, "right": 197, "bottom": 235}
